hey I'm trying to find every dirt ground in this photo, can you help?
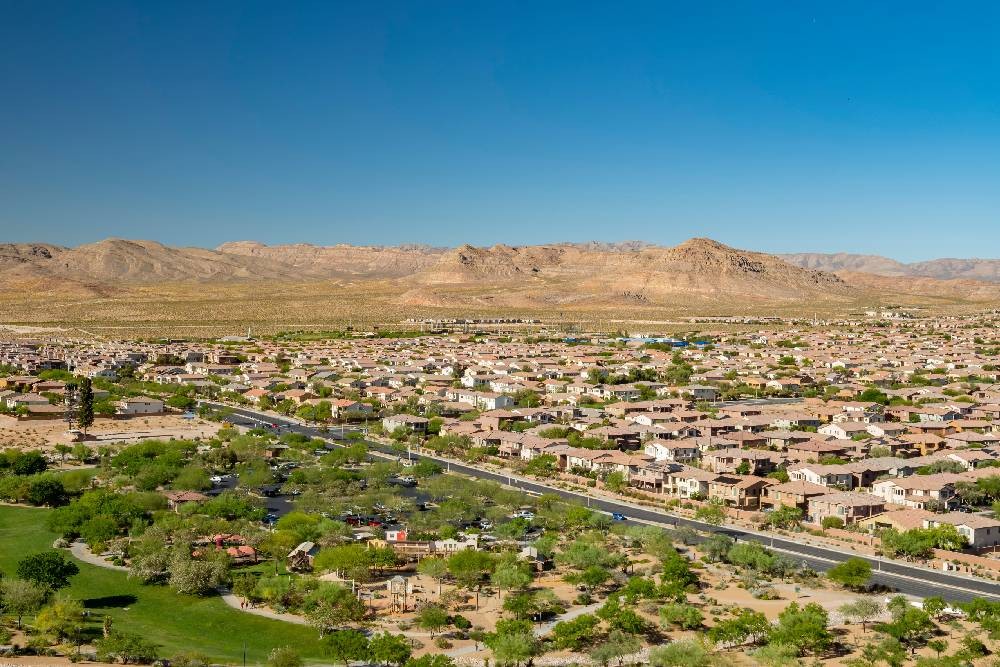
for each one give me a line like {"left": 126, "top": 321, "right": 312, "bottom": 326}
{"left": 0, "top": 414, "right": 221, "bottom": 453}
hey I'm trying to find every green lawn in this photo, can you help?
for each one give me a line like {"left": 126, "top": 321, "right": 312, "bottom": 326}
{"left": 0, "top": 505, "right": 325, "bottom": 664}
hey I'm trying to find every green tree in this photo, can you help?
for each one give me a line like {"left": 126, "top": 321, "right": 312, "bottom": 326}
{"left": 763, "top": 504, "right": 802, "bottom": 530}
{"left": 659, "top": 602, "right": 705, "bottom": 630}
{"left": 701, "top": 534, "right": 734, "bottom": 562}
{"left": 491, "top": 631, "right": 536, "bottom": 667}
{"left": 447, "top": 549, "right": 496, "bottom": 609}
{"left": 877, "top": 600, "right": 935, "bottom": 654}
{"left": 17, "top": 551, "right": 79, "bottom": 590}
{"left": 34, "top": 593, "right": 85, "bottom": 642}
{"left": 751, "top": 644, "right": 801, "bottom": 667}
{"left": 550, "top": 613, "right": 600, "bottom": 650}
{"left": 491, "top": 562, "right": 532, "bottom": 599}
{"left": 827, "top": 557, "right": 872, "bottom": 590}
{"left": 921, "top": 596, "right": 947, "bottom": 620}
{"left": 649, "top": 638, "right": 716, "bottom": 667}
{"left": 415, "top": 604, "right": 449, "bottom": 637}
{"left": 849, "top": 638, "right": 906, "bottom": 667}
{"left": 523, "top": 454, "right": 557, "bottom": 478}
{"left": 838, "top": 598, "right": 884, "bottom": 633}
{"left": 322, "top": 629, "right": 369, "bottom": 667}
{"left": 590, "top": 630, "right": 642, "bottom": 667}
{"left": 172, "top": 465, "right": 212, "bottom": 491}
{"left": 304, "top": 583, "right": 367, "bottom": 634}
{"left": 926, "top": 640, "right": 948, "bottom": 658}
{"left": 77, "top": 377, "right": 95, "bottom": 435}
{"left": 166, "top": 394, "right": 197, "bottom": 410}
{"left": 72, "top": 443, "right": 91, "bottom": 463}
{"left": 0, "top": 578, "right": 48, "bottom": 628}
{"left": 416, "top": 557, "right": 449, "bottom": 597}
{"left": 54, "top": 443, "right": 73, "bottom": 463}
{"left": 694, "top": 501, "right": 725, "bottom": 526}
{"left": 167, "top": 555, "right": 228, "bottom": 595}
{"left": 404, "top": 656, "right": 455, "bottom": 667}
{"left": 604, "top": 471, "right": 627, "bottom": 493}
{"left": 769, "top": 602, "right": 831, "bottom": 656}
{"left": 26, "top": 477, "right": 66, "bottom": 506}
{"left": 369, "top": 632, "right": 411, "bottom": 667}
{"left": 708, "top": 608, "right": 770, "bottom": 646}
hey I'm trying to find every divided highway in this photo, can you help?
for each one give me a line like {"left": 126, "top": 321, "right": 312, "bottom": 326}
{"left": 204, "top": 403, "right": 1000, "bottom": 603}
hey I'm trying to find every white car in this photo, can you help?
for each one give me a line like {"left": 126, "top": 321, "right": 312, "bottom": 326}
{"left": 511, "top": 510, "right": 535, "bottom": 520}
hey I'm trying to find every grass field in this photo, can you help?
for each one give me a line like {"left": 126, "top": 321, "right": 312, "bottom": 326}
{"left": 0, "top": 505, "right": 325, "bottom": 664}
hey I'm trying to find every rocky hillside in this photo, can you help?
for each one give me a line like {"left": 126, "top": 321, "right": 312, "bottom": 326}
{"left": 1, "top": 236, "right": 997, "bottom": 308}
{"left": 401, "top": 238, "right": 852, "bottom": 307}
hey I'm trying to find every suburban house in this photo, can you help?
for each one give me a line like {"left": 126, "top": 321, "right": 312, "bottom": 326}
{"left": 789, "top": 464, "right": 854, "bottom": 489}
{"left": 703, "top": 448, "right": 777, "bottom": 475}
{"left": 382, "top": 414, "right": 430, "bottom": 435}
{"left": 924, "top": 513, "right": 1000, "bottom": 550}
{"left": 763, "top": 480, "right": 831, "bottom": 511}
{"left": 807, "top": 492, "right": 886, "bottom": 525}
{"left": 163, "top": 490, "right": 209, "bottom": 512}
{"left": 708, "top": 475, "right": 772, "bottom": 510}
{"left": 643, "top": 440, "right": 700, "bottom": 463}
{"left": 818, "top": 422, "right": 870, "bottom": 440}
{"left": 117, "top": 396, "right": 165, "bottom": 416}
{"left": 871, "top": 474, "right": 961, "bottom": 510}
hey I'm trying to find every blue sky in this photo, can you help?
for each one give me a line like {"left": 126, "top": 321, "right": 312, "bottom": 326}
{"left": 2, "top": 1, "right": 999, "bottom": 260}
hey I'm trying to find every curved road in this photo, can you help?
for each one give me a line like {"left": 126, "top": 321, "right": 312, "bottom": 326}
{"left": 205, "top": 402, "right": 1000, "bottom": 603}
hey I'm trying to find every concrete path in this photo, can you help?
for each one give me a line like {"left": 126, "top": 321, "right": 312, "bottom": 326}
{"left": 219, "top": 590, "right": 312, "bottom": 625}
{"left": 69, "top": 540, "right": 128, "bottom": 571}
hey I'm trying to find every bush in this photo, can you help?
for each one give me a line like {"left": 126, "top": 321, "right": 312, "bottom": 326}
{"left": 95, "top": 631, "right": 158, "bottom": 664}
{"left": 267, "top": 646, "right": 302, "bottom": 667}
{"left": 821, "top": 517, "right": 845, "bottom": 530}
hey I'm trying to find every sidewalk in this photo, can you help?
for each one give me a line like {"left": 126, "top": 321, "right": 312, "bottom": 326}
{"left": 219, "top": 590, "right": 310, "bottom": 625}
{"left": 69, "top": 540, "right": 128, "bottom": 572}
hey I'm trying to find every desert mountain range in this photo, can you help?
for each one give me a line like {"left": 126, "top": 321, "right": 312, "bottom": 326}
{"left": 1, "top": 237, "right": 997, "bottom": 310}
{"left": 780, "top": 252, "right": 1000, "bottom": 282}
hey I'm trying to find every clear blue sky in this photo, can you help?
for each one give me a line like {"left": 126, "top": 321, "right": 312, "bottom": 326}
{"left": 2, "top": 1, "right": 999, "bottom": 260}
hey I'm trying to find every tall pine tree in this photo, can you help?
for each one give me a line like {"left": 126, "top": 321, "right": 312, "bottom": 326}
{"left": 77, "top": 377, "right": 94, "bottom": 435}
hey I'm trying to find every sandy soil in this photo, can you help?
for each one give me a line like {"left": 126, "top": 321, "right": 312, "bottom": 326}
{"left": 0, "top": 414, "right": 221, "bottom": 452}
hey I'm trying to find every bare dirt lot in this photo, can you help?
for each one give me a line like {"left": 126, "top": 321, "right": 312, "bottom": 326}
{"left": 0, "top": 414, "right": 221, "bottom": 453}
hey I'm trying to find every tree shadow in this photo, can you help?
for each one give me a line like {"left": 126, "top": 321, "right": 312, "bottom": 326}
{"left": 84, "top": 594, "right": 139, "bottom": 609}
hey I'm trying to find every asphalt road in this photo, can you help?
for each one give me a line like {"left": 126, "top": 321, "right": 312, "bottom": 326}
{"left": 205, "top": 402, "right": 1000, "bottom": 603}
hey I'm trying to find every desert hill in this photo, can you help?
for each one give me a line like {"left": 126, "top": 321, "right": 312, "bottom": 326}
{"left": 399, "top": 238, "right": 853, "bottom": 308}
{"left": 0, "top": 237, "right": 997, "bottom": 315}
